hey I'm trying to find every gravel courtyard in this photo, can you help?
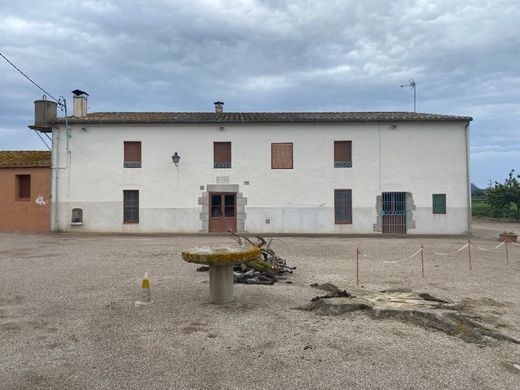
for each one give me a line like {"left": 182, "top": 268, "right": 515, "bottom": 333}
{"left": 1, "top": 220, "right": 519, "bottom": 390}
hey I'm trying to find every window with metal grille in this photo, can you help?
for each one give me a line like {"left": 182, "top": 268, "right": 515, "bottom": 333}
{"left": 271, "top": 143, "right": 293, "bottom": 169}
{"left": 214, "top": 142, "right": 231, "bottom": 168}
{"left": 123, "top": 190, "right": 139, "bottom": 223}
{"left": 16, "top": 174, "right": 31, "bottom": 200}
{"left": 382, "top": 192, "right": 407, "bottom": 215}
{"left": 124, "top": 141, "right": 141, "bottom": 168}
{"left": 432, "top": 194, "right": 446, "bottom": 214}
{"left": 334, "top": 141, "right": 352, "bottom": 168}
{"left": 335, "top": 189, "right": 352, "bottom": 224}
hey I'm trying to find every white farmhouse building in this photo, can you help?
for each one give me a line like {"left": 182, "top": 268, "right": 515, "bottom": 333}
{"left": 32, "top": 92, "right": 472, "bottom": 235}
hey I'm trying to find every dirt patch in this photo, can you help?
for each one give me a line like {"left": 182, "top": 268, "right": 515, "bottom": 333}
{"left": 501, "top": 361, "right": 520, "bottom": 375}
{"left": 0, "top": 322, "right": 22, "bottom": 332}
{"left": 0, "top": 295, "right": 24, "bottom": 305}
{"left": 1, "top": 223, "right": 520, "bottom": 389}
{"left": 182, "top": 322, "right": 208, "bottom": 335}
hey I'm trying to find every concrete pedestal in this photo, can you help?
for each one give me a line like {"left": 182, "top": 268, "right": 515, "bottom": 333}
{"left": 182, "top": 245, "right": 260, "bottom": 305}
{"left": 209, "top": 265, "right": 234, "bottom": 304}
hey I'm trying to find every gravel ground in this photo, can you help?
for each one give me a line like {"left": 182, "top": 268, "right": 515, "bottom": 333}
{"left": 1, "top": 219, "right": 520, "bottom": 390}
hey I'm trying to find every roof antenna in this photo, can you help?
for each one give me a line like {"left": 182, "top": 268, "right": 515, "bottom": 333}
{"left": 400, "top": 79, "right": 416, "bottom": 112}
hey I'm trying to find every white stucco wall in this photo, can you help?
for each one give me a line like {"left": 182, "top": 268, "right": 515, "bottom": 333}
{"left": 52, "top": 121, "right": 470, "bottom": 234}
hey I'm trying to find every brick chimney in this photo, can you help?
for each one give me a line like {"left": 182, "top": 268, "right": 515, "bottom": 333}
{"left": 72, "top": 89, "right": 89, "bottom": 117}
{"left": 214, "top": 101, "right": 224, "bottom": 114}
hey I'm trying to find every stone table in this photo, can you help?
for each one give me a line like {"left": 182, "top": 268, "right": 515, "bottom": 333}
{"left": 182, "top": 245, "right": 261, "bottom": 304}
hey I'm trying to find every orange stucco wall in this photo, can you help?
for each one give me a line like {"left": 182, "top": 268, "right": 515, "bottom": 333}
{"left": 0, "top": 167, "right": 50, "bottom": 232}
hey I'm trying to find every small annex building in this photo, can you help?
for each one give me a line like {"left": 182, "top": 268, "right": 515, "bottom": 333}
{"left": 31, "top": 92, "right": 472, "bottom": 235}
{"left": 0, "top": 151, "right": 51, "bottom": 232}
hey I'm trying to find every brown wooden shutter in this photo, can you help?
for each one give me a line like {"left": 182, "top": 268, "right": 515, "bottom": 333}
{"left": 334, "top": 141, "right": 352, "bottom": 167}
{"left": 271, "top": 143, "right": 293, "bottom": 169}
{"left": 124, "top": 142, "right": 141, "bottom": 167}
{"left": 214, "top": 142, "right": 231, "bottom": 168}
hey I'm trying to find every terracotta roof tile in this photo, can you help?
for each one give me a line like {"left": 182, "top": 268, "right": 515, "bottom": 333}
{"left": 0, "top": 151, "right": 51, "bottom": 168}
{"left": 53, "top": 111, "right": 472, "bottom": 125}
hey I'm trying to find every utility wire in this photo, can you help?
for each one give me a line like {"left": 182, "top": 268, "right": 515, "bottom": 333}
{"left": 1, "top": 51, "right": 60, "bottom": 150}
{"left": 0, "top": 51, "right": 61, "bottom": 104}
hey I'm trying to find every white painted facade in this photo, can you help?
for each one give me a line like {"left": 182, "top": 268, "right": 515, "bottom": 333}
{"left": 50, "top": 120, "right": 471, "bottom": 234}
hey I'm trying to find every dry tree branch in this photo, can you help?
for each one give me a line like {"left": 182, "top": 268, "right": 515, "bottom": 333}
{"left": 255, "top": 235, "right": 267, "bottom": 248}
{"left": 227, "top": 230, "right": 258, "bottom": 247}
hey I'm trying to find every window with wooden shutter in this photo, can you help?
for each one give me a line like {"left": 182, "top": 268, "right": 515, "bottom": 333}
{"left": 123, "top": 190, "right": 139, "bottom": 223}
{"left": 335, "top": 189, "right": 352, "bottom": 224}
{"left": 124, "top": 141, "right": 141, "bottom": 168}
{"left": 16, "top": 174, "right": 31, "bottom": 200}
{"left": 334, "top": 141, "right": 352, "bottom": 168}
{"left": 214, "top": 142, "right": 231, "bottom": 168}
{"left": 271, "top": 143, "right": 293, "bottom": 169}
{"left": 432, "top": 194, "right": 446, "bottom": 214}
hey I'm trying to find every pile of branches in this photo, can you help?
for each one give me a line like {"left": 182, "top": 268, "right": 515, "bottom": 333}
{"left": 196, "top": 232, "right": 295, "bottom": 285}
{"left": 231, "top": 232, "right": 296, "bottom": 285}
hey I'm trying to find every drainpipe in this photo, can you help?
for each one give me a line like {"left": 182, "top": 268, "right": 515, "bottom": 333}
{"left": 51, "top": 125, "right": 60, "bottom": 232}
{"left": 51, "top": 98, "right": 72, "bottom": 231}
{"left": 63, "top": 100, "right": 71, "bottom": 153}
{"left": 51, "top": 97, "right": 72, "bottom": 232}
{"left": 464, "top": 121, "right": 472, "bottom": 235}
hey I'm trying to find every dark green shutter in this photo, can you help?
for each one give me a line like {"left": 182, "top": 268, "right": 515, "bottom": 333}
{"left": 432, "top": 194, "right": 446, "bottom": 214}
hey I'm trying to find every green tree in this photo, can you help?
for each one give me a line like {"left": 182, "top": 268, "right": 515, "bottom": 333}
{"left": 487, "top": 169, "right": 520, "bottom": 220}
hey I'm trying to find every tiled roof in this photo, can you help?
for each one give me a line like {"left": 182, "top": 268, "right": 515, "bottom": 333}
{"left": 53, "top": 111, "right": 472, "bottom": 125}
{"left": 0, "top": 151, "right": 51, "bottom": 168}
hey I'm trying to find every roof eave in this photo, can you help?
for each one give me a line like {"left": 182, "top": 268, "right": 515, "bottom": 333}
{"left": 52, "top": 118, "right": 473, "bottom": 126}
{"left": 0, "top": 165, "right": 51, "bottom": 169}
{"left": 28, "top": 125, "right": 53, "bottom": 133}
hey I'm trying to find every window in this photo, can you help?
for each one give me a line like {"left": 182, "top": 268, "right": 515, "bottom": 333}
{"left": 271, "top": 143, "right": 293, "bottom": 169}
{"left": 214, "top": 142, "right": 231, "bottom": 168}
{"left": 382, "top": 192, "right": 406, "bottom": 215}
{"left": 224, "top": 194, "right": 235, "bottom": 217}
{"left": 123, "top": 190, "right": 139, "bottom": 223}
{"left": 334, "top": 141, "right": 352, "bottom": 167}
{"left": 335, "top": 189, "right": 352, "bottom": 224}
{"left": 432, "top": 194, "right": 446, "bottom": 214}
{"left": 124, "top": 141, "right": 141, "bottom": 168}
{"left": 16, "top": 175, "right": 31, "bottom": 200}
{"left": 71, "top": 208, "right": 83, "bottom": 224}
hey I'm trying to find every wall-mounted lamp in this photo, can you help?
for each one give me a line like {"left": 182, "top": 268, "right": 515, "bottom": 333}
{"left": 171, "top": 152, "right": 181, "bottom": 166}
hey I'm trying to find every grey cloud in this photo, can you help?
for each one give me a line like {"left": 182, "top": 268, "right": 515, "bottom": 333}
{"left": 1, "top": 0, "right": 519, "bottom": 186}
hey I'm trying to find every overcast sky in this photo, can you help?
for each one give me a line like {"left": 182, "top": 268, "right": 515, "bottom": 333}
{"left": 1, "top": 0, "right": 519, "bottom": 187}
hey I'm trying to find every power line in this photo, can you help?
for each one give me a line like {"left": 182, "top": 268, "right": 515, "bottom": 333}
{"left": 0, "top": 51, "right": 61, "bottom": 104}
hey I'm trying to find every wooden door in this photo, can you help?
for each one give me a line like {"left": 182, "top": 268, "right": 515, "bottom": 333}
{"left": 208, "top": 192, "right": 237, "bottom": 232}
